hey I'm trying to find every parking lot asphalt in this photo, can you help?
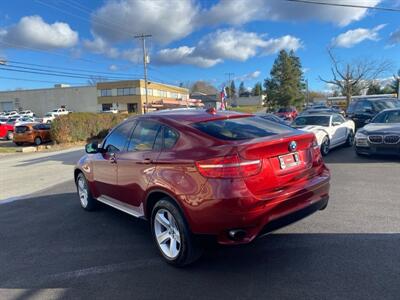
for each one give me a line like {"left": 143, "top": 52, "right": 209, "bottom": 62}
{"left": 0, "top": 147, "right": 84, "bottom": 201}
{"left": 0, "top": 146, "right": 399, "bottom": 299}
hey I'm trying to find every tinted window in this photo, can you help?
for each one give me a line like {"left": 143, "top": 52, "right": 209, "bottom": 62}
{"left": 372, "top": 100, "right": 400, "bottom": 111}
{"left": 357, "top": 101, "right": 373, "bottom": 112}
{"left": 347, "top": 102, "right": 357, "bottom": 114}
{"left": 128, "top": 120, "right": 161, "bottom": 151}
{"left": 164, "top": 127, "right": 179, "bottom": 149}
{"left": 103, "top": 121, "right": 135, "bottom": 153}
{"left": 293, "top": 116, "right": 330, "bottom": 127}
{"left": 193, "top": 116, "right": 293, "bottom": 141}
{"left": 372, "top": 110, "right": 400, "bottom": 123}
{"left": 332, "top": 114, "right": 344, "bottom": 125}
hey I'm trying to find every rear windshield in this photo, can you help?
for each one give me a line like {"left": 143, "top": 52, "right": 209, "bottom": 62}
{"left": 292, "top": 116, "right": 330, "bottom": 127}
{"left": 278, "top": 108, "right": 292, "bottom": 113}
{"left": 192, "top": 116, "right": 294, "bottom": 141}
{"left": 372, "top": 100, "right": 400, "bottom": 111}
{"left": 15, "top": 126, "right": 30, "bottom": 133}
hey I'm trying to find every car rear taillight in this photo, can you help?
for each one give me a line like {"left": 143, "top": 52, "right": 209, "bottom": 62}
{"left": 311, "top": 136, "right": 322, "bottom": 164}
{"left": 195, "top": 154, "right": 261, "bottom": 178}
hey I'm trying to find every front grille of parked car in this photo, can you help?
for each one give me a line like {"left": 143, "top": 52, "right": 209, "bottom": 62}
{"left": 368, "top": 135, "right": 383, "bottom": 144}
{"left": 384, "top": 135, "right": 400, "bottom": 144}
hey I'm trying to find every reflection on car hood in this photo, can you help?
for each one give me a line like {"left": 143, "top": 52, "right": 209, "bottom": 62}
{"left": 363, "top": 123, "right": 400, "bottom": 134}
{"left": 296, "top": 125, "right": 326, "bottom": 132}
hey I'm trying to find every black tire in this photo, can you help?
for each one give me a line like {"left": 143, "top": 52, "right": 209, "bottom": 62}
{"left": 345, "top": 130, "right": 354, "bottom": 147}
{"left": 75, "top": 173, "right": 97, "bottom": 211}
{"left": 151, "top": 198, "right": 203, "bottom": 267}
{"left": 15, "top": 142, "right": 23, "bottom": 146}
{"left": 34, "top": 137, "right": 42, "bottom": 146}
{"left": 320, "top": 136, "right": 330, "bottom": 156}
{"left": 6, "top": 131, "right": 13, "bottom": 140}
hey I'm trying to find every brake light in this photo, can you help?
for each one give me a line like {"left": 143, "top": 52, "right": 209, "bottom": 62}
{"left": 195, "top": 154, "right": 261, "bottom": 178}
{"left": 311, "top": 136, "right": 322, "bottom": 164}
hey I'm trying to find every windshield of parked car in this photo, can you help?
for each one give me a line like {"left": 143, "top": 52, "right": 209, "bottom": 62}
{"left": 372, "top": 110, "right": 400, "bottom": 123}
{"left": 292, "top": 116, "right": 330, "bottom": 127}
{"left": 277, "top": 108, "right": 292, "bottom": 113}
{"left": 46, "top": 113, "right": 53, "bottom": 117}
{"left": 192, "top": 116, "right": 294, "bottom": 141}
{"left": 372, "top": 100, "right": 400, "bottom": 111}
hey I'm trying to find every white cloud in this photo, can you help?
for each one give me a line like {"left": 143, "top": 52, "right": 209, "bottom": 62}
{"left": 155, "top": 29, "right": 302, "bottom": 68}
{"left": 0, "top": 15, "right": 78, "bottom": 49}
{"left": 235, "top": 70, "right": 261, "bottom": 81}
{"left": 332, "top": 24, "right": 386, "bottom": 48}
{"left": 83, "top": 36, "right": 119, "bottom": 58}
{"left": 260, "top": 35, "right": 303, "bottom": 55}
{"left": 389, "top": 28, "right": 400, "bottom": 45}
{"left": 121, "top": 48, "right": 143, "bottom": 64}
{"left": 155, "top": 46, "right": 222, "bottom": 68}
{"left": 91, "top": 0, "right": 197, "bottom": 45}
{"left": 199, "top": 0, "right": 381, "bottom": 27}
{"left": 109, "top": 64, "right": 118, "bottom": 71}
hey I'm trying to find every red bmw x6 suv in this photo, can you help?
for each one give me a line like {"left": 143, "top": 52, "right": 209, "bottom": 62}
{"left": 75, "top": 109, "right": 330, "bottom": 266}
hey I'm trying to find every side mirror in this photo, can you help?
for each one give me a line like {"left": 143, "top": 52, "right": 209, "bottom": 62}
{"left": 85, "top": 141, "right": 99, "bottom": 154}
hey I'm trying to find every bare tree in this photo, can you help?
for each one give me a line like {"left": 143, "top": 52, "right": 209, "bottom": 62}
{"left": 87, "top": 76, "right": 108, "bottom": 86}
{"left": 320, "top": 48, "right": 391, "bottom": 108}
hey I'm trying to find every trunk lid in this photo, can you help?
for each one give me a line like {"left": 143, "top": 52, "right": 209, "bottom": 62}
{"left": 235, "top": 131, "right": 318, "bottom": 197}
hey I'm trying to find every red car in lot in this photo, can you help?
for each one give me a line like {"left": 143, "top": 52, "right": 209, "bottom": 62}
{"left": 275, "top": 107, "right": 298, "bottom": 121}
{"left": 75, "top": 109, "right": 330, "bottom": 266}
{"left": 0, "top": 120, "right": 15, "bottom": 140}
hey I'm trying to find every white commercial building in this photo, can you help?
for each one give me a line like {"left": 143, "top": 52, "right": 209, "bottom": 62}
{"left": 0, "top": 85, "right": 98, "bottom": 117}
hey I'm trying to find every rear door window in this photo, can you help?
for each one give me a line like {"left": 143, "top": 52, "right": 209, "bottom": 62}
{"left": 192, "top": 116, "right": 294, "bottom": 141}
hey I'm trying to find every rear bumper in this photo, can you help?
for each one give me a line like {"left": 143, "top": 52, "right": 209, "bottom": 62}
{"left": 183, "top": 168, "right": 330, "bottom": 245}
{"left": 13, "top": 135, "right": 34, "bottom": 143}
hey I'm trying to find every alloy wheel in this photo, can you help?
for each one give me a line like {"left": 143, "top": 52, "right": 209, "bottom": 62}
{"left": 77, "top": 176, "right": 88, "bottom": 208}
{"left": 154, "top": 209, "right": 181, "bottom": 259}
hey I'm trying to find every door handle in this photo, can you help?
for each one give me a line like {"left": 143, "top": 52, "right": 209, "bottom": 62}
{"left": 109, "top": 153, "right": 117, "bottom": 164}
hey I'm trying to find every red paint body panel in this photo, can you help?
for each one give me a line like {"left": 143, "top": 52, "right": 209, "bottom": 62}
{"left": 0, "top": 123, "right": 14, "bottom": 138}
{"left": 76, "top": 111, "right": 330, "bottom": 245}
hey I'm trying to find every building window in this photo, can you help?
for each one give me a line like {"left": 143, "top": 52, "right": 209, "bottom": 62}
{"left": 127, "top": 103, "right": 138, "bottom": 113}
{"left": 100, "top": 89, "right": 112, "bottom": 97}
{"left": 153, "top": 89, "right": 160, "bottom": 97}
{"left": 147, "top": 89, "right": 153, "bottom": 96}
{"left": 102, "top": 103, "right": 112, "bottom": 111}
{"left": 117, "top": 87, "right": 135, "bottom": 96}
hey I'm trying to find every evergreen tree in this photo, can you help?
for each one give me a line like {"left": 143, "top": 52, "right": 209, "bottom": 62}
{"left": 252, "top": 82, "right": 262, "bottom": 96}
{"left": 264, "top": 50, "right": 305, "bottom": 109}
{"left": 239, "top": 81, "right": 246, "bottom": 96}
{"left": 230, "top": 80, "right": 236, "bottom": 98}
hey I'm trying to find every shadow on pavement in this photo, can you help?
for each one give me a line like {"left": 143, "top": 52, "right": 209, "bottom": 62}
{"left": 0, "top": 192, "right": 399, "bottom": 300}
{"left": 14, "top": 149, "right": 84, "bottom": 167}
{"left": 323, "top": 146, "right": 400, "bottom": 164}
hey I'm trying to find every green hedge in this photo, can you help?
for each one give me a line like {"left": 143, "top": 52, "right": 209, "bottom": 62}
{"left": 50, "top": 113, "right": 127, "bottom": 143}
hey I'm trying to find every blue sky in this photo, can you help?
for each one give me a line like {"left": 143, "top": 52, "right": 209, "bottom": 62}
{"left": 0, "top": 0, "right": 399, "bottom": 92}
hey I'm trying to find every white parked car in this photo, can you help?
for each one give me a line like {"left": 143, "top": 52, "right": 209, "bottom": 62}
{"left": 42, "top": 112, "right": 57, "bottom": 124}
{"left": 292, "top": 113, "right": 355, "bottom": 156}
{"left": 100, "top": 108, "right": 119, "bottom": 114}
{"left": 51, "top": 108, "right": 70, "bottom": 116}
{"left": 19, "top": 110, "right": 35, "bottom": 117}
{"left": 14, "top": 116, "right": 40, "bottom": 126}
{"left": 3, "top": 111, "right": 19, "bottom": 119}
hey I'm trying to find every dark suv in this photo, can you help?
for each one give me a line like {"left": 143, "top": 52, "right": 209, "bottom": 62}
{"left": 347, "top": 98, "right": 400, "bottom": 129}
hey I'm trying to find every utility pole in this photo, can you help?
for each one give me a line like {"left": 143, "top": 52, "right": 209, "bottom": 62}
{"left": 397, "top": 77, "right": 400, "bottom": 100}
{"left": 305, "top": 79, "right": 309, "bottom": 107}
{"left": 225, "top": 72, "right": 234, "bottom": 106}
{"left": 134, "top": 34, "right": 152, "bottom": 113}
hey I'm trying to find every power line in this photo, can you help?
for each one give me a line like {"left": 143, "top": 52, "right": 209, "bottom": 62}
{"left": 6, "top": 60, "right": 139, "bottom": 78}
{"left": 0, "top": 75, "right": 86, "bottom": 85}
{"left": 285, "top": 0, "right": 400, "bottom": 12}
{"left": 2, "top": 64, "right": 137, "bottom": 80}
